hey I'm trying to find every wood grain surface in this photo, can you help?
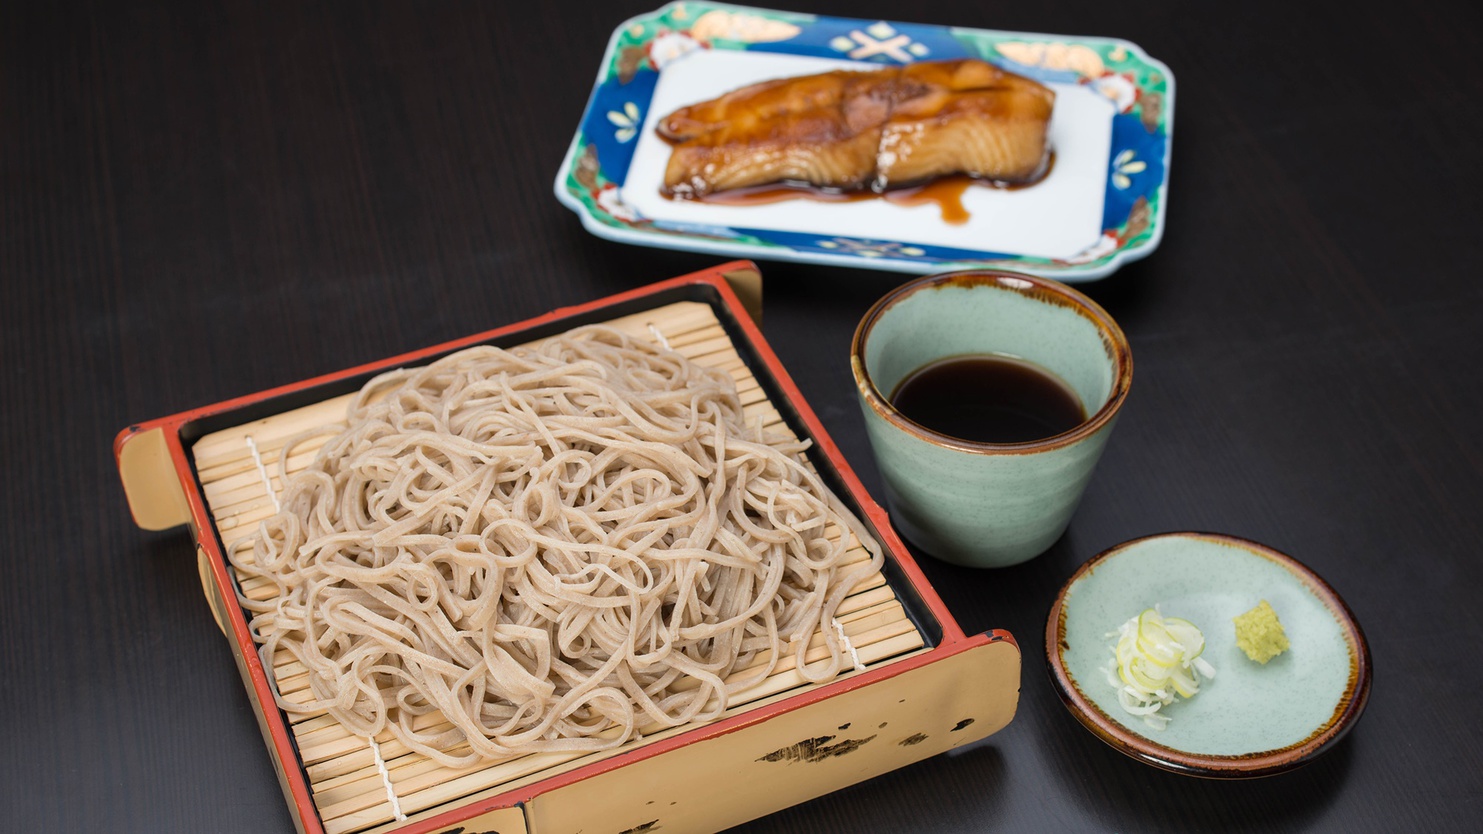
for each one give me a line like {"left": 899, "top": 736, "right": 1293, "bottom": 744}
{"left": 4, "top": 1, "right": 1481, "bottom": 832}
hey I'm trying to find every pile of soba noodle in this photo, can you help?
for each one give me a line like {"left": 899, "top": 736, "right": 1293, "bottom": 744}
{"left": 229, "top": 326, "right": 882, "bottom": 766}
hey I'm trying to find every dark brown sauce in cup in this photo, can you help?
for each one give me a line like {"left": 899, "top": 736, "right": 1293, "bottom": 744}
{"left": 889, "top": 353, "right": 1084, "bottom": 444}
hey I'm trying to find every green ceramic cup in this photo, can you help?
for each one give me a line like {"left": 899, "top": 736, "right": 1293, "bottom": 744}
{"left": 850, "top": 270, "right": 1132, "bottom": 568}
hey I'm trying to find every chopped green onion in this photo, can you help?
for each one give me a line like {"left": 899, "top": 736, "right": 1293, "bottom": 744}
{"left": 1104, "top": 607, "right": 1216, "bottom": 730}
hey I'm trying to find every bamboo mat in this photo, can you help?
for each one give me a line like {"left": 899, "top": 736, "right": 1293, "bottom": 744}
{"left": 191, "top": 301, "right": 926, "bottom": 834}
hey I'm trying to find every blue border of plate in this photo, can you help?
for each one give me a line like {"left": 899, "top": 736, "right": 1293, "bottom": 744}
{"left": 554, "top": 3, "right": 1175, "bottom": 280}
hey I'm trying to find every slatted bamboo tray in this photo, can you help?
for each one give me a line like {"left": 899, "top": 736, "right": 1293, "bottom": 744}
{"left": 197, "top": 299, "right": 919, "bottom": 833}
{"left": 116, "top": 261, "right": 1021, "bottom": 834}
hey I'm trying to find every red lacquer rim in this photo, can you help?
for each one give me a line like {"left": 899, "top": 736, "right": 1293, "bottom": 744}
{"left": 116, "top": 259, "right": 1013, "bottom": 833}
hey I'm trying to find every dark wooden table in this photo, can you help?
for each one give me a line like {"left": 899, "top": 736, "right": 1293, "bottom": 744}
{"left": 5, "top": 1, "right": 1481, "bottom": 831}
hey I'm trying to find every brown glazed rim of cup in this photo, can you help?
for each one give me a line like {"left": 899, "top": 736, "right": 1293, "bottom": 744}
{"left": 850, "top": 269, "right": 1133, "bottom": 455}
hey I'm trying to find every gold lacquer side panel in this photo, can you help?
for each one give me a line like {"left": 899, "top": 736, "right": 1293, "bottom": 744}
{"left": 423, "top": 804, "right": 529, "bottom": 834}
{"left": 526, "top": 639, "right": 1020, "bottom": 834}
{"left": 116, "top": 425, "right": 192, "bottom": 531}
{"left": 720, "top": 266, "right": 762, "bottom": 326}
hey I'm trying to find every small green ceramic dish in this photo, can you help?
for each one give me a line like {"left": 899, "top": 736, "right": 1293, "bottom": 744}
{"left": 1045, "top": 532, "right": 1371, "bottom": 777}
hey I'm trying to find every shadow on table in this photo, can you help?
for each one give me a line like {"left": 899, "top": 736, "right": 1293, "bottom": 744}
{"left": 1035, "top": 691, "right": 1359, "bottom": 832}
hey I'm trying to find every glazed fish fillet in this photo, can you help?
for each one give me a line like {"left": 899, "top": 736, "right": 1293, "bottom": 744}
{"left": 658, "top": 59, "right": 1055, "bottom": 197}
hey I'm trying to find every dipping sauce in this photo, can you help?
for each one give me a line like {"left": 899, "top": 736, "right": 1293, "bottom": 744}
{"left": 667, "top": 158, "right": 1055, "bottom": 226}
{"left": 889, "top": 353, "right": 1085, "bottom": 443}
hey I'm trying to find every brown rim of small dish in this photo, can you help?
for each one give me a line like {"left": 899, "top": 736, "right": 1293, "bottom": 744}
{"left": 1043, "top": 532, "right": 1373, "bottom": 778}
{"left": 849, "top": 269, "right": 1132, "bottom": 455}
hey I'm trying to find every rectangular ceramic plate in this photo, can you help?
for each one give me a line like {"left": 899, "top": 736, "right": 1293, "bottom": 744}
{"left": 554, "top": 2, "right": 1175, "bottom": 281}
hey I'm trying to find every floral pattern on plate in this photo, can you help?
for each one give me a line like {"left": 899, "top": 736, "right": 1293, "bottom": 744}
{"left": 555, "top": 2, "right": 1174, "bottom": 281}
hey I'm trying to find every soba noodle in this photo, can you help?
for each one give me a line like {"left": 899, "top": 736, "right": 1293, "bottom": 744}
{"left": 228, "top": 326, "right": 883, "bottom": 766}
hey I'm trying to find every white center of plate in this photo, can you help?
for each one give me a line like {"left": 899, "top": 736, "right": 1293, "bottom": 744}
{"left": 621, "top": 50, "right": 1114, "bottom": 261}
